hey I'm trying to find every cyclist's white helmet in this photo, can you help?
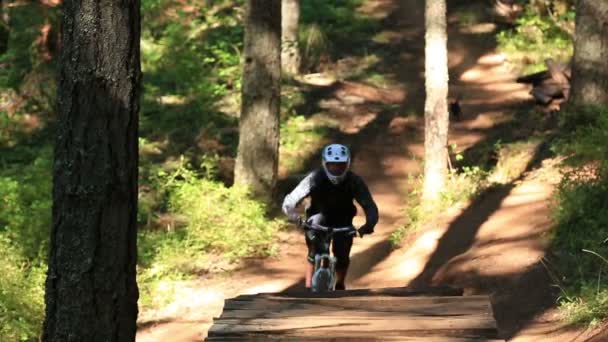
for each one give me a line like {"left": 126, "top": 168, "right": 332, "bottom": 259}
{"left": 321, "top": 144, "right": 351, "bottom": 185}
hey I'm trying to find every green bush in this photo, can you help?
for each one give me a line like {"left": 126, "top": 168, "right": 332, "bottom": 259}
{"left": 0, "top": 148, "right": 51, "bottom": 341}
{"left": 552, "top": 168, "right": 608, "bottom": 324}
{"left": 555, "top": 106, "right": 608, "bottom": 166}
{"left": 550, "top": 106, "right": 608, "bottom": 324}
{"left": 300, "top": 0, "right": 379, "bottom": 69}
{"left": 497, "top": 6, "right": 573, "bottom": 73}
{"left": 0, "top": 149, "right": 52, "bottom": 261}
{"left": 0, "top": 240, "right": 45, "bottom": 342}
{"left": 168, "top": 179, "right": 280, "bottom": 260}
{"left": 136, "top": 158, "right": 282, "bottom": 307}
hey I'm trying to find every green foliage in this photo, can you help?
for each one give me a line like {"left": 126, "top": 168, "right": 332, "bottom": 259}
{"left": 497, "top": 5, "right": 574, "bottom": 74}
{"left": 0, "top": 4, "right": 57, "bottom": 90}
{"left": 0, "top": 147, "right": 52, "bottom": 262}
{"left": 554, "top": 107, "right": 608, "bottom": 166}
{"left": 0, "top": 239, "right": 45, "bottom": 342}
{"left": 0, "top": 147, "right": 51, "bottom": 341}
{"left": 299, "top": 24, "right": 330, "bottom": 71}
{"left": 551, "top": 168, "right": 608, "bottom": 324}
{"left": 169, "top": 180, "right": 280, "bottom": 259}
{"left": 137, "top": 158, "right": 282, "bottom": 307}
{"left": 140, "top": 0, "right": 244, "bottom": 161}
{"left": 299, "top": 0, "right": 379, "bottom": 70}
{"left": 280, "top": 115, "right": 336, "bottom": 173}
{"left": 550, "top": 106, "right": 608, "bottom": 324}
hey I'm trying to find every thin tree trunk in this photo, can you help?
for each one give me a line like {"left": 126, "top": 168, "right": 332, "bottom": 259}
{"left": 281, "top": 0, "right": 300, "bottom": 75}
{"left": 235, "top": 0, "right": 281, "bottom": 200}
{"left": 423, "top": 0, "right": 449, "bottom": 202}
{"left": 569, "top": 0, "right": 608, "bottom": 106}
{"left": 0, "top": 0, "right": 9, "bottom": 54}
{"left": 43, "top": 0, "right": 140, "bottom": 341}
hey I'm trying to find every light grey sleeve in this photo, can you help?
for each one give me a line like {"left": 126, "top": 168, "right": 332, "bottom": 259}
{"left": 282, "top": 172, "right": 315, "bottom": 219}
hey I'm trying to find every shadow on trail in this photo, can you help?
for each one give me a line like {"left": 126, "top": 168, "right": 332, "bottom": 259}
{"left": 407, "top": 139, "right": 557, "bottom": 339}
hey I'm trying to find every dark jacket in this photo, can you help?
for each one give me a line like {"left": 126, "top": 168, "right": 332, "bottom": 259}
{"left": 282, "top": 169, "right": 379, "bottom": 228}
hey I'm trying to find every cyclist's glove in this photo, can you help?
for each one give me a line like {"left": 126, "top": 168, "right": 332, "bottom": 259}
{"left": 305, "top": 228, "right": 316, "bottom": 241}
{"left": 358, "top": 224, "right": 374, "bottom": 237}
{"left": 288, "top": 213, "right": 303, "bottom": 227}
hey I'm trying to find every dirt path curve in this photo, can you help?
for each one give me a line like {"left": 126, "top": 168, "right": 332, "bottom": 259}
{"left": 138, "top": 1, "right": 605, "bottom": 341}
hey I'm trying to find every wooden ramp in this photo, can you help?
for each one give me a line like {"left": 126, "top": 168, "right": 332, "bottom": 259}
{"left": 207, "top": 287, "right": 503, "bottom": 341}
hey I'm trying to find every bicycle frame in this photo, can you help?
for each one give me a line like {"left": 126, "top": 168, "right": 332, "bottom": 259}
{"left": 303, "top": 222, "right": 356, "bottom": 292}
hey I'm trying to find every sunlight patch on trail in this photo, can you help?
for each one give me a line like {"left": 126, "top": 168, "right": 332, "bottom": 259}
{"left": 397, "top": 229, "right": 444, "bottom": 281}
{"left": 240, "top": 281, "right": 296, "bottom": 295}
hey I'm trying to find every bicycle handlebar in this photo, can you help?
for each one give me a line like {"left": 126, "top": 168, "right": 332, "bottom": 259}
{"left": 302, "top": 222, "right": 357, "bottom": 235}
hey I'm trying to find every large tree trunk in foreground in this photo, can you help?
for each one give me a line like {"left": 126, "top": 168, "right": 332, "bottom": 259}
{"left": 569, "top": 0, "right": 608, "bottom": 106}
{"left": 43, "top": 0, "right": 140, "bottom": 341}
{"left": 423, "top": 0, "right": 449, "bottom": 202}
{"left": 235, "top": 0, "right": 281, "bottom": 199}
{"left": 281, "top": 0, "right": 301, "bottom": 75}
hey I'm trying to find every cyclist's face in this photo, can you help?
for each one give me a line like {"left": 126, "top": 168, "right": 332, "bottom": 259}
{"left": 326, "top": 162, "right": 347, "bottom": 176}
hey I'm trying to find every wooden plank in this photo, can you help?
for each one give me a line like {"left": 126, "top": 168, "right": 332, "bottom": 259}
{"left": 217, "top": 308, "right": 492, "bottom": 319}
{"left": 208, "top": 327, "right": 499, "bottom": 340}
{"left": 208, "top": 289, "right": 502, "bottom": 340}
{"left": 224, "top": 294, "right": 490, "bottom": 306}
{"left": 209, "top": 315, "right": 497, "bottom": 333}
{"left": 219, "top": 298, "right": 493, "bottom": 317}
{"left": 205, "top": 336, "right": 504, "bottom": 341}
{"left": 232, "top": 286, "right": 463, "bottom": 300}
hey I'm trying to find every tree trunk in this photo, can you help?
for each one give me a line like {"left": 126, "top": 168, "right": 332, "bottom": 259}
{"left": 0, "top": 0, "right": 9, "bottom": 54}
{"left": 281, "top": 0, "right": 300, "bottom": 75}
{"left": 235, "top": 0, "right": 281, "bottom": 200}
{"left": 423, "top": 0, "right": 449, "bottom": 202}
{"left": 569, "top": 0, "right": 608, "bottom": 106}
{"left": 43, "top": 0, "right": 140, "bottom": 341}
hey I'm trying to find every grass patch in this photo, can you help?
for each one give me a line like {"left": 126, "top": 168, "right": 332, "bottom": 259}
{"left": 497, "top": 6, "right": 574, "bottom": 74}
{"left": 300, "top": 0, "right": 380, "bottom": 71}
{"left": 280, "top": 115, "right": 338, "bottom": 174}
{"left": 549, "top": 106, "right": 608, "bottom": 325}
{"left": 0, "top": 146, "right": 51, "bottom": 341}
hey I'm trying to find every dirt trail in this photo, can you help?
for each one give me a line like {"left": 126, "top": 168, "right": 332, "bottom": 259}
{"left": 138, "top": 1, "right": 606, "bottom": 341}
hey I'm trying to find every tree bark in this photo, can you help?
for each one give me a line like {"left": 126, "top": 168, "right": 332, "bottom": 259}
{"left": 569, "top": 0, "right": 608, "bottom": 106}
{"left": 423, "top": 0, "right": 449, "bottom": 202}
{"left": 235, "top": 0, "right": 281, "bottom": 200}
{"left": 281, "top": 0, "right": 300, "bottom": 75}
{"left": 43, "top": 0, "right": 140, "bottom": 341}
{"left": 0, "top": 0, "right": 9, "bottom": 54}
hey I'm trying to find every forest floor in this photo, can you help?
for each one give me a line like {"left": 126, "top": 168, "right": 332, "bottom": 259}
{"left": 137, "top": 0, "right": 607, "bottom": 341}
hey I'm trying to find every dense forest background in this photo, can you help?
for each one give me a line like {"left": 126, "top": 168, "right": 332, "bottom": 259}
{"left": 1, "top": 0, "right": 608, "bottom": 340}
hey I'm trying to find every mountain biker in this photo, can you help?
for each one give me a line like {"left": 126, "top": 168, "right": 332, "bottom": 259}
{"left": 282, "top": 143, "right": 379, "bottom": 290}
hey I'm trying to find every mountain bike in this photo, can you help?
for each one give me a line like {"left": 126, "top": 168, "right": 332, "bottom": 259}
{"left": 302, "top": 221, "right": 358, "bottom": 292}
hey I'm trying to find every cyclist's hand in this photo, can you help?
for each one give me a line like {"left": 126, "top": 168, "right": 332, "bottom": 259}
{"left": 288, "top": 214, "right": 303, "bottom": 227}
{"left": 358, "top": 224, "right": 374, "bottom": 237}
{"left": 305, "top": 228, "right": 316, "bottom": 241}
